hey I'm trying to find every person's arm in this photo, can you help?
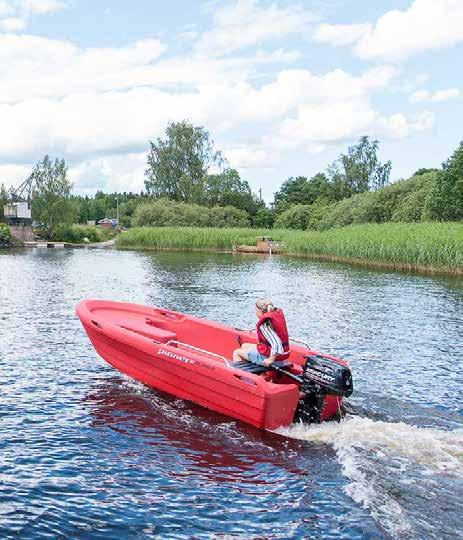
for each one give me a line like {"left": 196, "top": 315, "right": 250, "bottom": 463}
{"left": 262, "top": 354, "right": 276, "bottom": 366}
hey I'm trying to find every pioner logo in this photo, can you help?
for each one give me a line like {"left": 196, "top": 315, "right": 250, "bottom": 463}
{"left": 158, "top": 348, "right": 196, "bottom": 364}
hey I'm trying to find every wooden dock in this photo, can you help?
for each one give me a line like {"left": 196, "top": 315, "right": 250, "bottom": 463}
{"left": 23, "top": 240, "right": 115, "bottom": 249}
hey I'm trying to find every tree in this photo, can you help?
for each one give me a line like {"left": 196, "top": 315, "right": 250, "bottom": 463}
{"left": 0, "top": 182, "right": 8, "bottom": 222}
{"left": 273, "top": 173, "right": 332, "bottom": 212}
{"left": 427, "top": 141, "right": 463, "bottom": 221}
{"left": 274, "top": 204, "right": 311, "bottom": 230}
{"left": 30, "top": 155, "right": 75, "bottom": 236}
{"left": 145, "top": 121, "right": 225, "bottom": 203}
{"left": 413, "top": 167, "right": 439, "bottom": 177}
{"left": 203, "top": 168, "right": 263, "bottom": 216}
{"left": 328, "top": 136, "right": 391, "bottom": 197}
{"left": 253, "top": 206, "right": 274, "bottom": 228}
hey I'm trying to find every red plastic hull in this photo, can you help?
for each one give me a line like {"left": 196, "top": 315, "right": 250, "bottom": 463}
{"left": 76, "top": 300, "right": 347, "bottom": 430}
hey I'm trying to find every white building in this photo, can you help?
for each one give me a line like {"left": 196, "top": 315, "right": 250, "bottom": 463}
{"left": 4, "top": 202, "right": 32, "bottom": 223}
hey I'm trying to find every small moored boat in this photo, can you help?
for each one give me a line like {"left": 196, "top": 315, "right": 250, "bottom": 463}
{"left": 233, "top": 236, "right": 285, "bottom": 254}
{"left": 76, "top": 300, "right": 353, "bottom": 430}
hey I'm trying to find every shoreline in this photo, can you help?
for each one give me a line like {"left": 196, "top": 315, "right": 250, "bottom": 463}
{"left": 117, "top": 244, "right": 462, "bottom": 277}
{"left": 3, "top": 242, "right": 460, "bottom": 276}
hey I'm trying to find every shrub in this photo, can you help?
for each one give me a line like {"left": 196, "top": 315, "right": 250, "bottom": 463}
{"left": 0, "top": 223, "right": 11, "bottom": 246}
{"left": 252, "top": 207, "right": 274, "bottom": 228}
{"left": 208, "top": 206, "right": 250, "bottom": 227}
{"left": 273, "top": 200, "right": 333, "bottom": 230}
{"left": 274, "top": 204, "right": 311, "bottom": 230}
{"left": 317, "top": 173, "right": 435, "bottom": 230}
{"left": 133, "top": 199, "right": 250, "bottom": 228}
{"left": 426, "top": 141, "right": 463, "bottom": 221}
{"left": 52, "top": 224, "right": 107, "bottom": 243}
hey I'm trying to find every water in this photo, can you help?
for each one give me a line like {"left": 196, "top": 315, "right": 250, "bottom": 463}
{"left": 1, "top": 247, "right": 462, "bottom": 539}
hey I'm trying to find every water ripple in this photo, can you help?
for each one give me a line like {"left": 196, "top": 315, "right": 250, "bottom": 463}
{"left": 1, "top": 248, "right": 462, "bottom": 539}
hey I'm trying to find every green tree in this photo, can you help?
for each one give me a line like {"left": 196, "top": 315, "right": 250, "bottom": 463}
{"left": 274, "top": 204, "right": 311, "bottom": 230}
{"left": 145, "top": 121, "right": 225, "bottom": 203}
{"left": 273, "top": 173, "right": 332, "bottom": 212}
{"left": 253, "top": 206, "right": 274, "bottom": 228}
{"left": 413, "top": 167, "right": 439, "bottom": 177}
{"left": 30, "top": 155, "right": 75, "bottom": 237}
{"left": 427, "top": 141, "right": 463, "bottom": 221}
{"left": 328, "top": 136, "right": 391, "bottom": 197}
{"left": 0, "top": 182, "right": 9, "bottom": 222}
{"left": 203, "top": 168, "right": 265, "bottom": 223}
{"left": 0, "top": 222, "right": 11, "bottom": 245}
{"left": 132, "top": 199, "right": 249, "bottom": 228}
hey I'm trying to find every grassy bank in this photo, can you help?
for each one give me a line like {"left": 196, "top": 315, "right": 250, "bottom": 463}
{"left": 116, "top": 223, "right": 463, "bottom": 275}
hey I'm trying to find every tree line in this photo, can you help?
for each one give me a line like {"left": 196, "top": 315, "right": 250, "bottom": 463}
{"left": 1, "top": 120, "right": 462, "bottom": 237}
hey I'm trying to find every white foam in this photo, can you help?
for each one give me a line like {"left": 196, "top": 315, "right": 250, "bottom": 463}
{"left": 277, "top": 417, "right": 463, "bottom": 538}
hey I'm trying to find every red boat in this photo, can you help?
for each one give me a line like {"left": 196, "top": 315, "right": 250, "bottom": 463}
{"left": 76, "top": 300, "right": 353, "bottom": 431}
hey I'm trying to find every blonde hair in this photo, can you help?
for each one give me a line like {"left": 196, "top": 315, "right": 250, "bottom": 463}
{"left": 256, "top": 298, "right": 275, "bottom": 313}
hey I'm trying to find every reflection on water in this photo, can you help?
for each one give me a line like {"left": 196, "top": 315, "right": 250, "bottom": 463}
{"left": 1, "top": 247, "right": 462, "bottom": 539}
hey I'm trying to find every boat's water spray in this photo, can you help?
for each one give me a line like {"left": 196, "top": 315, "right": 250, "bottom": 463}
{"left": 277, "top": 416, "right": 463, "bottom": 539}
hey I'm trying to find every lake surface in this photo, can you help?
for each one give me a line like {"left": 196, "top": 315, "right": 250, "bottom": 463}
{"left": 1, "top": 247, "right": 462, "bottom": 539}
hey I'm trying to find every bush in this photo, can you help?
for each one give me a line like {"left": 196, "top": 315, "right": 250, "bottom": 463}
{"left": 274, "top": 204, "right": 311, "bottom": 230}
{"left": 208, "top": 206, "right": 250, "bottom": 227}
{"left": 426, "top": 141, "right": 463, "bottom": 221}
{"left": 132, "top": 199, "right": 250, "bottom": 228}
{"left": 52, "top": 224, "right": 108, "bottom": 243}
{"left": 273, "top": 200, "right": 333, "bottom": 230}
{"left": 317, "top": 173, "right": 436, "bottom": 230}
{"left": 391, "top": 180, "right": 432, "bottom": 222}
{"left": 252, "top": 207, "right": 274, "bottom": 228}
{"left": 0, "top": 223, "right": 11, "bottom": 246}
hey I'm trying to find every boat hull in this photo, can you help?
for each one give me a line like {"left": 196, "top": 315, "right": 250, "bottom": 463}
{"left": 77, "top": 300, "right": 345, "bottom": 430}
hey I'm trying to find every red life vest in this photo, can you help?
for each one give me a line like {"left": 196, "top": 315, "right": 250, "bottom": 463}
{"left": 256, "top": 309, "right": 290, "bottom": 360}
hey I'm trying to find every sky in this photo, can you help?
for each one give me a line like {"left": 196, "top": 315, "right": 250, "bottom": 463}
{"left": 0, "top": 0, "right": 462, "bottom": 202}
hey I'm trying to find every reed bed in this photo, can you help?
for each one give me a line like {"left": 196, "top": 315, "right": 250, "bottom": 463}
{"left": 116, "top": 223, "right": 463, "bottom": 273}
{"left": 117, "top": 227, "right": 274, "bottom": 250}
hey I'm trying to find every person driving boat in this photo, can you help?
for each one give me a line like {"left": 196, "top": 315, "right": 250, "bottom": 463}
{"left": 232, "top": 298, "right": 290, "bottom": 367}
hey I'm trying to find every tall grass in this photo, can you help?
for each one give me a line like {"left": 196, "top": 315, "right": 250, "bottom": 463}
{"left": 282, "top": 223, "right": 463, "bottom": 269}
{"left": 117, "top": 227, "right": 275, "bottom": 250}
{"left": 116, "top": 223, "right": 463, "bottom": 272}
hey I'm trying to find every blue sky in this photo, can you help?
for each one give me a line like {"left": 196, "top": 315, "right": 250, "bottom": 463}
{"left": 0, "top": 0, "right": 462, "bottom": 201}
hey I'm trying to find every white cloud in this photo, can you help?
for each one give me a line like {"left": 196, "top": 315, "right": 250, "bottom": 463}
{"left": 409, "top": 89, "right": 430, "bottom": 103}
{"left": 272, "top": 101, "right": 434, "bottom": 151}
{"left": 0, "top": 39, "right": 422, "bottom": 170}
{"left": 0, "top": 16, "right": 25, "bottom": 31}
{"left": 0, "top": 4, "right": 439, "bottom": 193}
{"left": 431, "top": 88, "right": 460, "bottom": 102}
{"left": 196, "top": 0, "right": 317, "bottom": 57}
{"left": 409, "top": 88, "right": 460, "bottom": 103}
{"left": 0, "top": 35, "right": 166, "bottom": 103}
{"left": 224, "top": 145, "right": 273, "bottom": 169}
{"left": 0, "top": 0, "right": 66, "bottom": 33}
{"left": 68, "top": 153, "right": 146, "bottom": 195}
{"left": 0, "top": 1, "right": 13, "bottom": 17}
{"left": 0, "top": 163, "right": 31, "bottom": 187}
{"left": 313, "top": 1, "right": 463, "bottom": 61}
{"left": 20, "top": 0, "right": 66, "bottom": 14}
{"left": 313, "top": 23, "right": 371, "bottom": 46}
{"left": 354, "top": 0, "right": 463, "bottom": 60}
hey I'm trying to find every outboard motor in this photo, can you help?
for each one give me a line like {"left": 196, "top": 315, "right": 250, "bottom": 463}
{"left": 294, "top": 355, "right": 353, "bottom": 424}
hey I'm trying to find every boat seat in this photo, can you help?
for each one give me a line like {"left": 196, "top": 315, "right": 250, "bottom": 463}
{"left": 233, "top": 359, "right": 292, "bottom": 375}
{"left": 119, "top": 322, "right": 177, "bottom": 343}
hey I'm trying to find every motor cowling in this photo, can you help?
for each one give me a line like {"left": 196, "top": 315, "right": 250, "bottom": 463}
{"left": 302, "top": 354, "right": 353, "bottom": 397}
{"left": 293, "top": 354, "right": 353, "bottom": 424}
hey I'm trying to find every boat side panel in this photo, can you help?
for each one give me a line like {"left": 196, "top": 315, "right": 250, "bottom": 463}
{"left": 84, "top": 324, "right": 298, "bottom": 429}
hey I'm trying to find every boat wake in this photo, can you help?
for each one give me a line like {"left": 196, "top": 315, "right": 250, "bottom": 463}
{"left": 277, "top": 417, "right": 463, "bottom": 539}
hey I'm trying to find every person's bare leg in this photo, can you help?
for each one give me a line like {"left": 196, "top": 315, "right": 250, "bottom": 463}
{"left": 232, "top": 343, "right": 255, "bottom": 363}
